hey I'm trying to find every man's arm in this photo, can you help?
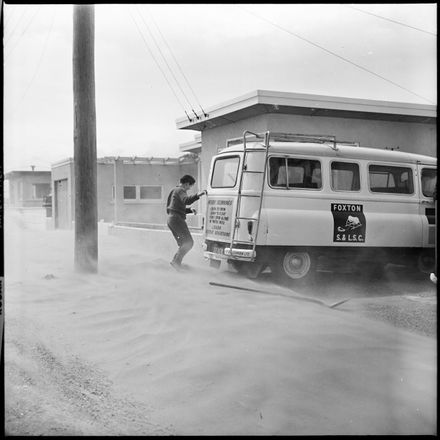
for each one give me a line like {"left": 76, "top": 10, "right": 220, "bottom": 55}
{"left": 181, "top": 193, "right": 200, "bottom": 205}
{"left": 180, "top": 189, "right": 207, "bottom": 205}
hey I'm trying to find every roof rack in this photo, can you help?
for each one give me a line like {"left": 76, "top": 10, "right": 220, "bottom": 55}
{"left": 268, "top": 132, "right": 337, "bottom": 144}
{"left": 226, "top": 132, "right": 265, "bottom": 148}
{"left": 226, "top": 131, "right": 338, "bottom": 150}
{"left": 225, "top": 131, "right": 360, "bottom": 151}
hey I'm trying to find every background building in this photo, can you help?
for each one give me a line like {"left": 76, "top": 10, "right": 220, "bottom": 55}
{"left": 51, "top": 154, "right": 200, "bottom": 229}
{"left": 176, "top": 90, "right": 437, "bottom": 198}
{"left": 4, "top": 169, "right": 51, "bottom": 208}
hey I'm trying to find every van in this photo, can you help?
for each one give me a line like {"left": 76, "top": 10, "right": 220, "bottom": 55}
{"left": 202, "top": 131, "right": 437, "bottom": 283}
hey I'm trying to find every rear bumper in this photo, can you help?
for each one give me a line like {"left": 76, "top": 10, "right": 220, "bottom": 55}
{"left": 203, "top": 248, "right": 256, "bottom": 261}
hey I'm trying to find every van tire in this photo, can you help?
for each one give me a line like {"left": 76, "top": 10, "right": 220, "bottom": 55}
{"left": 271, "top": 249, "right": 316, "bottom": 285}
{"left": 231, "top": 260, "right": 266, "bottom": 279}
{"left": 417, "top": 250, "right": 435, "bottom": 274}
{"left": 358, "top": 262, "right": 385, "bottom": 281}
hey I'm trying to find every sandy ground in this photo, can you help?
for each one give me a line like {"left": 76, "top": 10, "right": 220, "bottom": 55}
{"left": 4, "top": 209, "right": 437, "bottom": 435}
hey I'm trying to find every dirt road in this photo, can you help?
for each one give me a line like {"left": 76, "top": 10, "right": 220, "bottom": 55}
{"left": 4, "top": 210, "right": 437, "bottom": 435}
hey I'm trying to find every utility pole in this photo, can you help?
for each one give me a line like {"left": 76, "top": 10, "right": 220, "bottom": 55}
{"left": 73, "top": 5, "right": 97, "bottom": 272}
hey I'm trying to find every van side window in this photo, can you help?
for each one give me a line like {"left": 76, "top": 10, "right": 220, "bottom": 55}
{"left": 269, "top": 157, "right": 287, "bottom": 187}
{"left": 368, "top": 165, "right": 414, "bottom": 194}
{"left": 331, "top": 162, "right": 360, "bottom": 191}
{"left": 269, "top": 157, "right": 321, "bottom": 189}
{"left": 287, "top": 158, "right": 321, "bottom": 189}
{"left": 421, "top": 168, "right": 437, "bottom": 197}
{"left": 211, "top": 156, "right": 240, "bottom": 188}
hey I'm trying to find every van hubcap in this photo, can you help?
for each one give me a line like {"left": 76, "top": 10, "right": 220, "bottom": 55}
{"left": 283, "top": 252, "right": 311, "bottom": 279}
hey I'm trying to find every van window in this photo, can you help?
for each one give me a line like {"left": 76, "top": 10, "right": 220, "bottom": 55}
{"left": 421, "top": 168, "right": 437, "bottom": 197}
{"left": 331, "top": 162, "right": 360, "bottom": 191}
{"left": 211, "top": 156, "right": 240, "bottom": 188}
{"left": 269, "top": 157, "right": 287, "bottom": 187}
{"left": 368, "top": 164, "right": 414, "bottom": 194}
{"left": 269, "top": 157, "right": 321, "bottom": 189}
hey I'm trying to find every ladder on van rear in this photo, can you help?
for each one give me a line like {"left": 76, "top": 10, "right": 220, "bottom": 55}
{"left": 229, "top": 131, "right": 270, "bottom": 259}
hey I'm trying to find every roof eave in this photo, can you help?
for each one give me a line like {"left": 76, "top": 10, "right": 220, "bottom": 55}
{"left": 176, "top": 90, "right": 437, "bottom": 131}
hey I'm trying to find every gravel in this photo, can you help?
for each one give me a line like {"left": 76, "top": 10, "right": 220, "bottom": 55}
{"left": 263, "top": 265, "right": 437, "bottom": 339}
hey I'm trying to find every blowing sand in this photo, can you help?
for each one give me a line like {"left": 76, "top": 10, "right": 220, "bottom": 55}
{"left": 4, "top": 209, "right": 437, "bottom": 435}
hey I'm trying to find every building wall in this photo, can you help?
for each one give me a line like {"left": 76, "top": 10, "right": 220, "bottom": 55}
{"left": 51, "top": 159, "right": 199, "bottom": 228}
{"left": 100, "top": 161, "right": 199, "bottom": 225}
{"left": 52, "top": 160, "right": 75, "bottom": 229}
{"left": 267, "top": 113, "right": 436, "bottom": 155}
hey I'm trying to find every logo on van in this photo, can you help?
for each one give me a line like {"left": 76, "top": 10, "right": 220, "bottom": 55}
{"left": 331, "top": 203, "right": 366, "bottom": 243}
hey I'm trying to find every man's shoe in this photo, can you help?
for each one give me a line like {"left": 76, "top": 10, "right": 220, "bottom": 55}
{"left": 170, "top": 261, "right": 182, "bottom": 271}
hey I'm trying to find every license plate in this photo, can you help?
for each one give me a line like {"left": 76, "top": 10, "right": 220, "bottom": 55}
{"left": 212, "top": 245, "right": 224, "bottom": 255}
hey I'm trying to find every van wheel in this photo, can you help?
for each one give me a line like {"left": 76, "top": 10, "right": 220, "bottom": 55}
{"left": 271, "top": 249, "right": 316, "bottom": 285}
{"left": 231, "top": 260, "right": 266, "bottom": 279}
{"left": 357, "top": 262, "right": 385, "bottom": 281}
{"left": 417, "top": 251, "right": 435, "bottom": 274}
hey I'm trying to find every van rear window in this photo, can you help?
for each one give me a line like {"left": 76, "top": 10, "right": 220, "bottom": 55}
{"left": 368, "top": 165, "right": 414, "bottom": 194}
{"left": 269, "top": 157, "right": 321, "bottom": 189}
{"left": 211, "top": 156, "right": 240, "bottom": 188}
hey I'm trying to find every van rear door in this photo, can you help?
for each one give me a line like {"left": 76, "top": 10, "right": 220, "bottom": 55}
{"left": 205, "top": 196, "right": 235, "bottom": 243}
{"left": 204, "top": 154, "right": 240, "bottom": 245}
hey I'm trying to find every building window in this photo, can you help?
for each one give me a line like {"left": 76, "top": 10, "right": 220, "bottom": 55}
{"left": 331, "top": 162, "right": 360, "bottom": 191}
{"left": 123, "top": 185, "right": 136, "bottom": 199}
{"left": 140, "top": 186, "right": 162, "bottom": 200}
{"left": 33, "top": 183, "right": 51, "bottom": 199}
{"left": 120, "top": 185, "right": 162, "bottom": 201}
{"left": 369, "top": 165, "right": 414, "bottom": 194}
{"left": 269, "top": 157, "right": 321, "bottom": 189}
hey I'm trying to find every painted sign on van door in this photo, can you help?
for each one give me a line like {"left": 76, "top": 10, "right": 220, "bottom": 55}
{"left": 331, "top": 203, "right": 366, "bottom": 243}
{"left": 206, "top": 198, "right": 234, "bottom": 240}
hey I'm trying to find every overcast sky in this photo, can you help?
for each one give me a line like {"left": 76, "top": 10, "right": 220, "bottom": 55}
{"left": 3, "top": 3, "right": 437, "bottom": 172}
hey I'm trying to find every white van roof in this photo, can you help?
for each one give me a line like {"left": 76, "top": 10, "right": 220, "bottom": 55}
{"left": 218, "top": 141, "right": 437, "bottom": 166}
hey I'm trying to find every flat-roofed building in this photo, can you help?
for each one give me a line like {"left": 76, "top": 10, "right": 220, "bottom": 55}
{"left": 176, "top": 90, "right": 436, "bottom": 192}
{"left": 5, "top": 169, "right": 51, "bottom": 208}
{"left": 51, "top": 155, "right": 200, "bottom": 229}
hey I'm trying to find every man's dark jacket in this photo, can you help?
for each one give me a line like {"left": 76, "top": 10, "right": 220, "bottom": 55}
{"left": 166, "top": 186, "right": 200, "bottom": 219}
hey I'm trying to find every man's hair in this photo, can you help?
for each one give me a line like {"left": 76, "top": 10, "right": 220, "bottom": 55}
{"left": 180, "top": 174, "right": 196, "bottom": 185}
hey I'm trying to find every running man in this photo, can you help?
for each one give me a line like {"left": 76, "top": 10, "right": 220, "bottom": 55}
{"left": 166, "top": 175, "right": 207, "bottom": 269}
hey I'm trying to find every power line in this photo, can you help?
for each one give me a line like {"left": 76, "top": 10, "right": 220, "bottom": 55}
{"left": 4, "top": 5, "right": 31, "bottom": 45}
{"left": 4, "top": 6, "right": 42, "bottom": 60}
{"left": 127, "top": 7, "right": 194, "bottom": 122}
{"left": 346, "top": 5, "right": 436, "bottom": 37}
{"left": 146, "top": 5, "right": 208, "bottom": 117}
{"left": 135, "top": 5, "right": 200, "bottom": 119}
{"left": 3, "top": 5, "right": 21, "bottom": 33}
{"left": 237, "top": 5, "right": 435, "bottom": 105}
{"left": 11, "top": 8, "right": 57, "bottom": 117}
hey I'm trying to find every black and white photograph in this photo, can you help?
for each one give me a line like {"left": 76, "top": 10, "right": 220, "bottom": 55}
{"left": 2, "top": 2, "right": 437, "bottom": 435}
